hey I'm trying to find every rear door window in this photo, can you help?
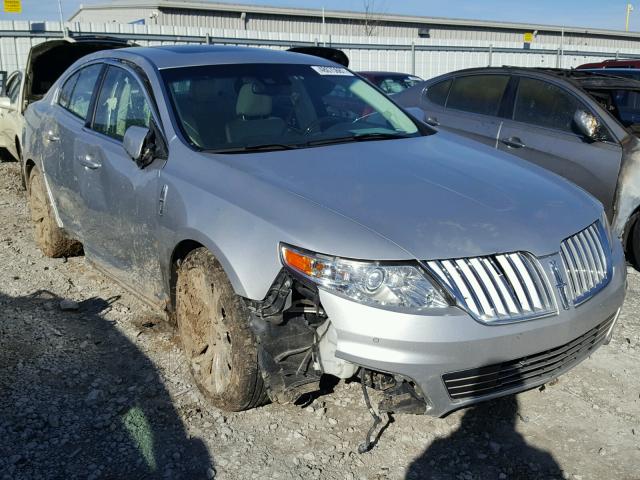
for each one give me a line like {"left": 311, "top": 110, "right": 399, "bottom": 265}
{"left": 424, "top": 79, "right": 452, "bottom": 106}
{"left": 513, "top": 77, "right": 581, "bottom": 133}
{"left": 92, "top": 66, "right": 152, "bottom": 141}
{"left": 58, "top": 72, "right": 79, "bottom": 109}
{"left": 447, "top": 75, "right": 509, "bottom": 116}
{"left": 63, "top": 64, "right": 103, "bottom": 120}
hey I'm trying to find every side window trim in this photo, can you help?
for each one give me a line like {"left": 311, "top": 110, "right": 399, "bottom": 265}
{"left": 446, "top": 74, "right": 511, "bottom": 118}
{"left": 509, "top": 75, "right": 615, "bottom": 142}
{"left": 497, "top": 75, "right": 518, "bottom": 119}
{"left": 57, "top": 63, "right": 105, "bottom": 121}
{"left": 89, "top": 62, "right": 165, "bottom": 144}
{"left": 423, "top": 78, "right": 452, "bottom": 108}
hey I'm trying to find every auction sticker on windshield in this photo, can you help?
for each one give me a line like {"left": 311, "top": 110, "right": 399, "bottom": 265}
{"left": 311, "top": 66, "right": 353, "bottom": 76}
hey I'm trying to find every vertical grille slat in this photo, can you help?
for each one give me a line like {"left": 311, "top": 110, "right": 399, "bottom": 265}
{"left": 567, "top": 237, "right": 588, "bottom": 293}
{"left": 497, "top": 255, "right": 532, "bottom": 312}
{"left": 455, "top": 259, "right": 491, "bottom": 317}
{"left": 560, "top": 221, "right": 611, "bottom": 306}
{"left": 425, "top": 252, "right": 556, "bottom": 323}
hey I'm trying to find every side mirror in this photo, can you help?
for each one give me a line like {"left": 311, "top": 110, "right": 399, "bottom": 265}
{"left": 123, "top": 125, "right": 152, "bottom": 167}
{"left": 574, "top": 110, "right": 605, "bottom": 141}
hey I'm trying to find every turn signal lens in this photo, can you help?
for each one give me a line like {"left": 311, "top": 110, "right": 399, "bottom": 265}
{"left": 282, "top": 247, "right": 327, "bottom": 277}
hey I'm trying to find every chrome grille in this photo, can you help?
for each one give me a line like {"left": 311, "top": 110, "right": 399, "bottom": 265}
{"left": 560, "top": 221, "right": 611, "bottom": 306}
{"left": 426, "top": 253, "right": 556, "bottom": 324}
{"left": 442, "top": 313, "right": 617, "bottom": 401}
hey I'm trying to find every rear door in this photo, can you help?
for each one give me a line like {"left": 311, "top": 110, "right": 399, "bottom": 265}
{"left": 497, "top": 76, "right": 622, "bottom": 217}
{"left": 75, "top": 63, "right": 165, "bottom": 302}
{"left": 419, "top": 74, "right": 510, "bottom": 147}
{"left": 45, "top": 62, "right": 104, "bottom": 235}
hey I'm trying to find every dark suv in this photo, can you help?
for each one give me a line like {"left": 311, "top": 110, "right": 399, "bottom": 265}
{"left": 395, "top": 67, "right": 640, "bottom": 265}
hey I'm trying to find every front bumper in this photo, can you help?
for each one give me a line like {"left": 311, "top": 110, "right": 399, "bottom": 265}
{"left": 319, "top": 242, "right": 627, "bottom": 417}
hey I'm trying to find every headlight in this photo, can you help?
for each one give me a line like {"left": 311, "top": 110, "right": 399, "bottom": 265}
{"left": 280, "top": 244, "right": 449, "bottom": 312}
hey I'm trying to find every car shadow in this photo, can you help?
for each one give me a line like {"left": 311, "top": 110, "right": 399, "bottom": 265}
{"left": 0, "top": 290, "right": 213, "bottom": 479}
{"left": 405, "top": 396, "right": 564, "bottom": 480}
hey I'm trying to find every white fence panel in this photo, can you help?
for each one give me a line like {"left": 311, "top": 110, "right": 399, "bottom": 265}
{"left": 0, "top": 21, "right": 638, "bottom": 78}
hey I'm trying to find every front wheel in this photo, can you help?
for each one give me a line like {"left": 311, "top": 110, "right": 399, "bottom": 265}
{"left": 176, "top": 248, "right": 268, "bottom": 411}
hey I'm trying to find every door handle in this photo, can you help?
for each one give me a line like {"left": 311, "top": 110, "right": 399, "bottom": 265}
{"left": 77, "top": 154, "right": 102, "bottom": 170}
{"left": 46, "top": 130, "right": 60, "bottom": 143}
{"left": 501, "top": 136, "right": 526, "bottom": 149}
{"left": 425, "top": 116, "right": 440, "bottom": 127}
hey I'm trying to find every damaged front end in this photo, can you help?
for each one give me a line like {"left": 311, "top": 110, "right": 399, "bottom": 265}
{"left": 245, "top": 268, "right": 430, "bottom": 451}
{"left": 613, "top": 135, "right": 640, "bottom": 251}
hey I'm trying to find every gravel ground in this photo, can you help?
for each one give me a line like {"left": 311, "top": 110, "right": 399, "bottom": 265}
{"left": 0, "top": 160, "right": 638, "bottom": 480}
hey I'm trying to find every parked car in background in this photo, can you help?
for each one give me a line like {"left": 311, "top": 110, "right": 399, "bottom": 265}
{"left": 358, "top": 71, "right": 422, "bottom": 94}
{"left": 0, "top": 69, "right": 24, "bottom": 161}
{"left": 396, "top": 67, "right": 640, "bottom": 265}
{"left": 23, "top": 45, "right": 625, "bottom": 447}
{"left": 0, "top": 36, "right": 133, "bottom": 177}
{"left": 577, "top": 58, "right": 640, "bottom": 69}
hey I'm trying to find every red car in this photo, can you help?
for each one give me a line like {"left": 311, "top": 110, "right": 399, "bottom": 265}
{"left": 577, "top": 59, "right": 640, "bottom": 69}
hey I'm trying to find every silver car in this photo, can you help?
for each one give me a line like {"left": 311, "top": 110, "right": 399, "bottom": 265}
{"left": 23, "top": 46, "right": 626, "bottom": 431}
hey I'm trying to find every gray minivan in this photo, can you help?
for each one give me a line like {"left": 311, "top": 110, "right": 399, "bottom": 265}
{"left": 396, "top": 67, "right": 640, "bottom": 265}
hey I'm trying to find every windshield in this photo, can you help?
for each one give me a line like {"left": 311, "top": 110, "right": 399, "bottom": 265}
{"left": 588, "top": 87, "right": 640, "bottom": 133}
{"left": 162, "top": 63, "right": 420, "bottom": 152}
{"left": 373, "top": 74, "right": 423, "bottom": 94}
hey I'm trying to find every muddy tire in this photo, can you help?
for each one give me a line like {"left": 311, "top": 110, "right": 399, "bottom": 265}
{"left": 176, "top": 248, "right": 268, "bottom": 411}
{"left": 28, "top": 166, "right": 82, "bottom": 258}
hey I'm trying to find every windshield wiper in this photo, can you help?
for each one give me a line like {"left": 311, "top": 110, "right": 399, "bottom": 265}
{"left": 205, "top": 143, "right": 300, "bottom": 154}
{"left": 305, "top": 132, "right": 411, "bottom": 147}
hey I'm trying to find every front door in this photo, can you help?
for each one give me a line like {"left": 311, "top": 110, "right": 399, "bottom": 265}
{"left": 75, "top": 64, "right": 165, "bottom": 303}
{"left": 497, "top": 76, "right": 622, "bottom": 218}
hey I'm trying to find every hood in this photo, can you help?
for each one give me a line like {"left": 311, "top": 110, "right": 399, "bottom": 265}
{"left": 211, "top": 132, "right": 602, "bottom": 261}
{"left": 24, "top": 36, "right": 133, "bottom": 110}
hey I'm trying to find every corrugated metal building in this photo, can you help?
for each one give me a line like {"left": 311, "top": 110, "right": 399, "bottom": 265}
{"left": 69, "top": 0, "right": 640, "bottom": 50}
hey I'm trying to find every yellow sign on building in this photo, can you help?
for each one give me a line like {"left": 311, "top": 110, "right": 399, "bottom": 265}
{"left": 4, "top": 0, "right": 21, "bottom": 13}
{"left": 523, "top": 32, "right": 534, "bottom": 43}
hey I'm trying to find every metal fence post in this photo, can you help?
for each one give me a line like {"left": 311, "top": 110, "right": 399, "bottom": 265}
{"left": 411, "top": 42, "right": 415, "bottom": 74}
{"left": 488, "top": 44, "right": 493, "bottom": 66}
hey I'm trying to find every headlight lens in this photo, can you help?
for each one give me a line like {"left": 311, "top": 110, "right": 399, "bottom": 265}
{"left": 280, "top": 244, "right": 449, "bottom": 312}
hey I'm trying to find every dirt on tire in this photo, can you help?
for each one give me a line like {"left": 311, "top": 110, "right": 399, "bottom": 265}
{"left": 176, "top": 247, "right": 268, "bottom": 411}
{"left": 27, "top": 166, "right": 82, "bottom": 258}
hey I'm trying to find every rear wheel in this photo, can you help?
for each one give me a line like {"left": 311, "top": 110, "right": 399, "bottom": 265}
{"left": 176, "top": 248, "right": 267, "bottom": 411}
{"left": 28, "top": 166, "right": 82, "bottom": 258}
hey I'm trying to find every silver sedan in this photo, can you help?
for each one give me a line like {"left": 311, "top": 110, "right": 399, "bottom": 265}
{"left": 23, "top": 46, "right": 625, "bottom": 427}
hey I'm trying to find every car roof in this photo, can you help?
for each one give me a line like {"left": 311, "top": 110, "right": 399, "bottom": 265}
{"left": 84, "top": 44, "right": 338, "bottom": 70}
{"left": 358, "top": 71, "right": 415, "bottom": 77}
{"left": 431, "top": 66, "right": 640, "bottom": 88}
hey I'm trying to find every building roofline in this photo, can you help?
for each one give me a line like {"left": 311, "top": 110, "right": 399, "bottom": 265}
{"left": 69, "top": 0, "right": 640, "bottom": 40}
